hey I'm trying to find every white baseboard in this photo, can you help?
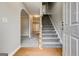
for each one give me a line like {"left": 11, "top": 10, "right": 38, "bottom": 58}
{"left": 49, "top": 16, "right": 62, "bottom": 44}
{"left": 8, "top": 46, "right": 21, "bottom": 56}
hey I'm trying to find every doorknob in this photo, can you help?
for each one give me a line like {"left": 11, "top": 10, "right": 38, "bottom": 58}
{"left": 62, "top": 21, "right": 64, "bottom": 26}
{"left": 62, "top": 21, "right": 64, "bottom": 30}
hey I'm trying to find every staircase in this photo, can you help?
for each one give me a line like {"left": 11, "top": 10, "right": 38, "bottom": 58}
{"left": 42, "top": 15, "right": 62, "bottom": 48}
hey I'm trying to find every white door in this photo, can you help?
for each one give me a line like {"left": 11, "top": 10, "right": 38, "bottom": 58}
{"left": 63, "top": 2, "right": 79, "bottom": 56}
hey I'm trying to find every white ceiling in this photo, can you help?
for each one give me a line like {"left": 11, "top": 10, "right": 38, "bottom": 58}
{"left": 23, "top": 2, "right": 42, "bottom": 15}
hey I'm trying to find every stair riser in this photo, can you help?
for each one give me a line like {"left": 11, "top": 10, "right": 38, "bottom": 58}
{"left": 42, "top": 46, "right": 62, "bottom": 48}
{"left": 43, "top": 39, "right": 59, "bottom": 42}
{"left": 42, "top": 35, "right": 58, "bottom": 37}
{"left": 43, "top": 25, "right": 52, "bottom": 26}
{"left": 43, "top": 44, "right": 62, "bottom": 46}
{"left": 43, "top": 27, "right": 54, "bottom": 28}
{"left": 43, "top": 44, "right": 62, "bottom": 48}
{"left": 42, "top": 34, "right": 58, "bottom": 36}
{"left": 42, "top": 31, "right": 56, "bottom": 33}
{"left": 42, "top": 24, "right": 52, "bottom": 25}
{"left": 42, "top": 37, "right": 59, "bottom": 39}
{"left": 42, "top": 30, "right": 55, "bottom": 32}
{"left": 43, "top": 28, "right": 54, "bottom": 30}
{"left": 43, "top": 25, "right": 53, "bottom": 27}
{"left": 42, "top": 27, "right": 55, "bottom": 30}
{"left": 42, "top": 32, "right": 56, "bottom": 34}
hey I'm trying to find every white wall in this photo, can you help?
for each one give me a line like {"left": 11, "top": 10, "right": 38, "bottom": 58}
{"left": 49, "top": 3, "right": 63, "bottom": 43}
{"left": 0, "top": 2, "right": 31, "bottom": 55}
{"left": 42, "top": 5, "right": 47, "bottom": 14}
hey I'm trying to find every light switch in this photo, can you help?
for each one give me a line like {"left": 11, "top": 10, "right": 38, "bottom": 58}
{"left": 2, "top": 17, "right": 8, "bottom": 23}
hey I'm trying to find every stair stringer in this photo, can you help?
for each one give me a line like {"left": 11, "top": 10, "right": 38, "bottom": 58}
{"left": 49, "top": 16, "right": 62, "bottom": 44}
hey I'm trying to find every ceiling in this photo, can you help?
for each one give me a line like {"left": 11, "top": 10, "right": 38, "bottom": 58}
{"left": 23, "top": 2, "right": 42, "bottom": 15}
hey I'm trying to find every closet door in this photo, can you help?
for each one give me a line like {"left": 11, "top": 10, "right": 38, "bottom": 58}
{"left": 64, "top": 2, "right": 79, "bottom": 56}
{"left": 70, "top": 2, "right": 79, "bottom": 56}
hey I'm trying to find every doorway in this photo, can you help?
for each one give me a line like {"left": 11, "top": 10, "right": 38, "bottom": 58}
{"left": 21, "top": 9, "right": 30, "bottom": 47}
{"left": 15, "top": 2, "right": 62, "bottom": 56}
{"left": 21, "top": 10, "right": 39, "bottom": 48}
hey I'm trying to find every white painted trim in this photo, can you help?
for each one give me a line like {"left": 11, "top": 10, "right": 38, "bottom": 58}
{"left": 49, "top": 16, "right": 62, "bottom": 44}
{"left": 70, "top": 2, "right": 71, "bottom": 56}
{"left": 76, "top": 39, "right": 78, "bottom": 56}
{"left": 76, "top": 38, "right": 78, "bottom": 56}
{"left": 29, "top": 15, "right": 31, "bottom": 38}
{"left": 76, "top": 2, "right": 78, "bottom": 22}
{"left": 73, "top": 36, "right": 78, "bottom": 56}
{"left": 8, "top": 46, "right": 21, "bottom": 56}
{"left": 70, "top": 24, "right": 79, "bottom": 26}
{"left": 29, "top": 15, "right": 33, "bottom": 39}
{"left": 65, "top": 2, "right": 68, "bottom": 56}
{"left": 70, "top": 36, "right": 78, "bottom": 56}
{"left": 62, "top": 2, "right": 66, "bottom": 56}
{"left": 70, "top": 2, "right": 71, "bottom": 26}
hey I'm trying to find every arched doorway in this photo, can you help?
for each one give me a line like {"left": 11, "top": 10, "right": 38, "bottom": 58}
{"left": 20, "top": 9, "right": 39, "bottom": 48}
{"left": 20, "top": 9, "right": 29, "bottom": 47}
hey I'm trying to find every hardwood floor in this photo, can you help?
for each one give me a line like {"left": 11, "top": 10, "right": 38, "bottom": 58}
{"left": 14, "top": 48, "right": 62, "bottom": 56}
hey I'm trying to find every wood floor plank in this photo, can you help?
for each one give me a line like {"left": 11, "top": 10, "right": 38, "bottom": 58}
{"left": 14, "top": 48, "right": 62, "bottom": 56}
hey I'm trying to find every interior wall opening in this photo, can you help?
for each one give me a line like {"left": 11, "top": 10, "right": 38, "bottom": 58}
{"left": 21, "top": 9, "right": 29, "bottom": 47}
